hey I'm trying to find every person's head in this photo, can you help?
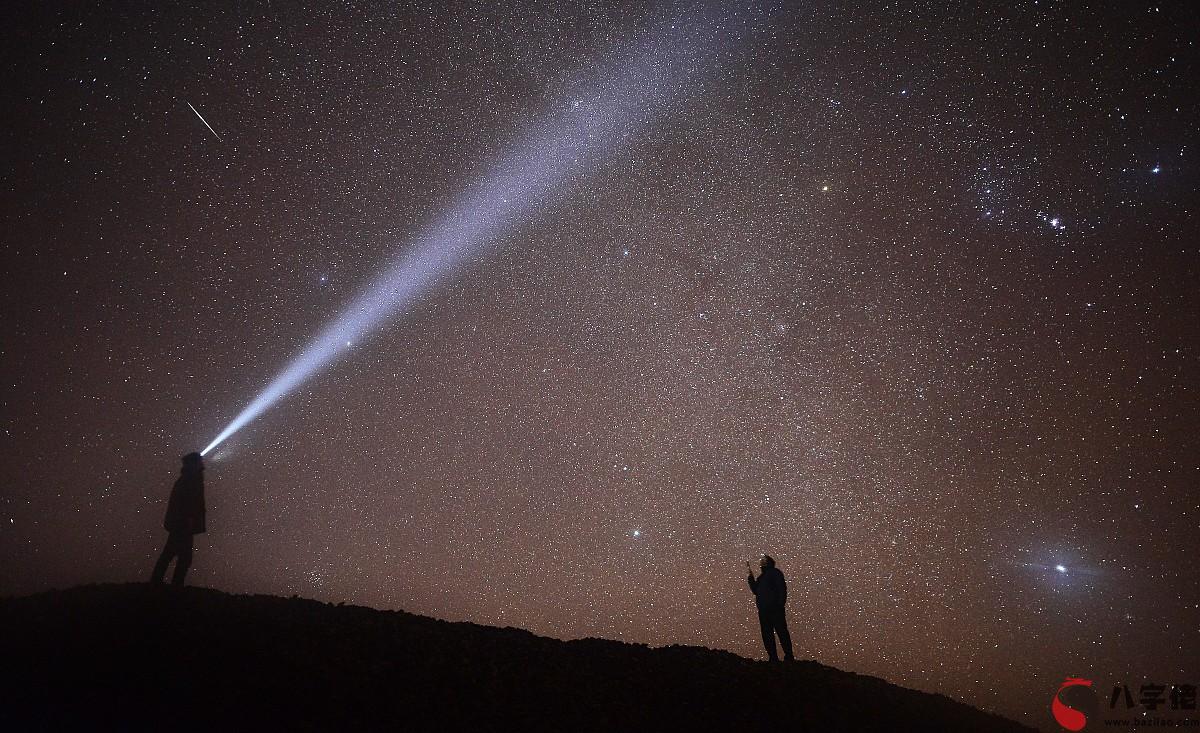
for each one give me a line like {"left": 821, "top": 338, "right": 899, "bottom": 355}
{"left": 181, "top": 452, "right": 204, "bottom": 473}
{"left": 759, "top": 555, "right": 775, "bottom": 570}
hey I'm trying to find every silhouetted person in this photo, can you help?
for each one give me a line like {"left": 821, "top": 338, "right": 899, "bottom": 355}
{"left": 747, "top": 555, "right": 794, "bottom": 661}
{"left": 150, "top": 452, "right": 206, "bottom": 585}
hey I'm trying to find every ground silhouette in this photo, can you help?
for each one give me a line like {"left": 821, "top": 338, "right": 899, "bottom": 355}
{"left": 0, "top": 584, "right": 1036, "bottom": 732}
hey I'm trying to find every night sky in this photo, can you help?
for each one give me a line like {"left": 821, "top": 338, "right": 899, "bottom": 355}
{"left": 2, "top": 1, "right": 1197, "bottom": 728}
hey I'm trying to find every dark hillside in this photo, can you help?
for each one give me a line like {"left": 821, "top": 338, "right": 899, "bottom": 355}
{"left": 0, "top": 584, "right": 1035, "bottom": 732}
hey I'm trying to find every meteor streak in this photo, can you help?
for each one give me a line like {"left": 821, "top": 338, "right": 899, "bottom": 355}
{"left": 186, "top": 100, "right": 224, "bottom": 142}
{"left": 201, "top": 3, "right": 757, "bottom": 456}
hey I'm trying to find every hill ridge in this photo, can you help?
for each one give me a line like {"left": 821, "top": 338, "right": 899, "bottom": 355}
{"left": 0, "top": 583, "right": 1036, "bottom": 732}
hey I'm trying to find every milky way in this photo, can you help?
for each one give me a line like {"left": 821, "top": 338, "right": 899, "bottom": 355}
{"left": 1, "top": 2, "right": 1197, "bottom": 728}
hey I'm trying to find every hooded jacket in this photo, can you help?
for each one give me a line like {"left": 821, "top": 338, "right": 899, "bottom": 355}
{"left": 163, "top": 468, "right": 206, "bottom": 534}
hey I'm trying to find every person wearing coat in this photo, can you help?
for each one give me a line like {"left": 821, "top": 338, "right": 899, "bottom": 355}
{"left": 747, "top": 554, "right": 795, "bottom": 661}
{"left": 150, "top": 452, "right": 206, "bottom": 585}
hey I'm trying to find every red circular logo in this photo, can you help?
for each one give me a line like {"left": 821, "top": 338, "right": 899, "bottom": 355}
{"left": 1052, "top": 677, "right": 1095, "bottom": 731}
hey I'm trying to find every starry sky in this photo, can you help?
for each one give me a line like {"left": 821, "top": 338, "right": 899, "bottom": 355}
{"left": 2, "top": 1, "right": 1197, "bottom": 728}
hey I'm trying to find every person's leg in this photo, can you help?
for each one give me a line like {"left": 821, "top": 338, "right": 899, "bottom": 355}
{"left": 774, "top": 607, "right": 795, "bottom": 660}
{"left": 758, "top": 607, "right": 779, "bottom": 660}
{"left": 150, "top": 536, "right": 176, "bottom": 584}
{"left": 170, "top": 533, "right": 193, "bottom": 585}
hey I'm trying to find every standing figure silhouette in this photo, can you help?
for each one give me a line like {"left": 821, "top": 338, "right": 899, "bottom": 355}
{"left": 150, "top": 452, "right": 206, "bottom": 585}
{"left": 746, "top": 555, "right": 794, "bottom": 661}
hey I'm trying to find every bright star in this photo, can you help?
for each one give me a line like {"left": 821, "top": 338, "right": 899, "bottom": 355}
{"left": 1039, "top": 213, "right": 1067, "bottom": 231}
{"left": 1055, "top": 564, "right": 1067, "bottom": 573}
{"left": 1151, "top": 165, "right": 1161, "bottom": 174}
{"left": 632, "top": 530, "right": 641, "bottom": 537}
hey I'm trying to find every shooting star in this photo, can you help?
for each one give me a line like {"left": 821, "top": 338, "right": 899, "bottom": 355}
{"left": 185, "top": 100, "right": 223, "bottom": 142}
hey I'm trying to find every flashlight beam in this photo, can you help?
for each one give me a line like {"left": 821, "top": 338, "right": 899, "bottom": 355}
{"left": 201, "top": 4, "right": 758, "bottom": 456}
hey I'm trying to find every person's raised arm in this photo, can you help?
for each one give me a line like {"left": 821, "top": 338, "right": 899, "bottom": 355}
{"left": 746, "top": 562, "right": 758, "bottom": 591}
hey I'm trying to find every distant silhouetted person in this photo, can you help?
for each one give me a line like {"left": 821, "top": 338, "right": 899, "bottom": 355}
{"left": 150, "top": 452, "right": 206, "bottom": 585}
{"left": 746, "top": 555, "right": 794, "bottom": 661}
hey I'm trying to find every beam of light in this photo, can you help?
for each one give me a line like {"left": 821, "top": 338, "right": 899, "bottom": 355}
{"left": 201, "top": 3, "right": 759, "bottom": 456}
{"left": 186, "top": 101, "right": 224, "bottom": 142}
